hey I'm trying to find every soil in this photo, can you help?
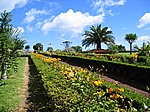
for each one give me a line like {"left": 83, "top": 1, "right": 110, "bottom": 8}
{"left": 17, "top": 57, "right": 150, "bottom": 111}
{"left": 17, "top": 57, "right": 52, "bottom": 112}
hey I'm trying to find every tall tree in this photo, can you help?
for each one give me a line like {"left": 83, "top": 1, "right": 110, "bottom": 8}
{"left": 62, "top": 41, "right": 72, "bottom": 49}
{"left": 82, "top": 24, "right": 115, "bottom": 50}
{"left": 125, "top": 33, "right": 137, "bottom": 54}
{"left": 0, "top": 10, "right": 26, "bottom": 80}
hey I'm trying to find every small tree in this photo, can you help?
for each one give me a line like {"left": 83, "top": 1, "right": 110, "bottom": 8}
{"left": 25, "top": 45, "right": 30, "bottom": 51}
{"left": 0, "top": 10, "right": 26, "bottom": 80}
{"left": 134, "top": 42, "right": 150, "bottom": 56}
{"left": 107, "top": 43, "right": 119, "bottom": 54}
{"left": 46, "top": 47, "right": 53, "bottom": 52}
{"left": 117, "top": 45, "right": 126, "bottom": 51}
{"left": 71, "top": 46, "right": 82, "bottom": 52}
{"left": 125, "top": 33, "right": 137, "bottom": 54}
{"left": 33, "top": 43, "right": 43, "bottom": 53}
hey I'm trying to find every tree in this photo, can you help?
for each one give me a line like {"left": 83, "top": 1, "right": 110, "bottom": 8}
{"left": 117, "top": 45, "right": 126, "bottom": 51}
{"left": 25, "top": 45, "right": 30, "bottom": 51}
{"left": 125, "top": 33, "right": 137, "bottom": 54}
{"left": 33, "top": 43, "right": 43, "bottom": 52}
{"left": 0, "top": 10, "right": 26, "bottom": 80}
{"left": 134, "top": 42, "right": 150, "bottom": 56}
{"left": 62, "top": 41, "right": 72, "bottom": 49}
{"left": 82, "top": 24, "right": 115, "bottom": 50}
{"left": 71, "top": 46, "right": 82, "bottom": 52}
{"left": 107, "top": 43, "right": 119, "bottom": 54}
{"left": 46, "top": 47, "right": 53, "bottom": 52}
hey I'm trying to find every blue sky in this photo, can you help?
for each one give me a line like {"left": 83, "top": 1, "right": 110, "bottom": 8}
{"left": 0, "top": 0, "right": 150, "bottom": 51}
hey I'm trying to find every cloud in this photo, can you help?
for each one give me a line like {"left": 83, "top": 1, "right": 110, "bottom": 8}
{"left": 42, "top": 9, "right": 104, "bottom": 36}
{"left": 0, "top": 0, "right": 28, "bottom": 12}
{"left": 23, "top": 8, "right": 48, "bottom": 23}
{"left": 91, "top": 0, "right": 126, "bottom": 15}
{"left": 26, "top": 25, "right": 33, "bottom": 32}
{"left": 58, "top": 37, "right": 68, "bottom": 42}
{"left": 137, "top": 13, "right": 150, "bottom": 28}
{"left": 49, "top": 2, "right": 61, "bottom": 10}
{"left": 137, "top": 35, "right": 150, "bottom": 41}
{"left": 35, "top": 22, "right": 42, "bottom": 29}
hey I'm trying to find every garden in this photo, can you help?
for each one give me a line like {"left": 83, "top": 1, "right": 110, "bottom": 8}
{"left": 0, "top": 10, "right": 150, "bottom": 112}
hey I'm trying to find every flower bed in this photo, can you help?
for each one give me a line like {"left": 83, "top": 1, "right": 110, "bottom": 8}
{"left": 31, "top": 53, "right": 150, "bottom": 111}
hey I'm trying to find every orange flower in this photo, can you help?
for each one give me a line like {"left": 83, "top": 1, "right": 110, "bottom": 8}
{"left": 108, "top": 88, "right": 113, "bottom": 93}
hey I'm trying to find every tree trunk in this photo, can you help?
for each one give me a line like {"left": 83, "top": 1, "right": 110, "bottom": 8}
{"left": 96, "top": 39, "right": 101, "bottom": 50}
{"left": 1, "top": 60, "right": 7, "bottom": 80}
{"left": 130, "top": 43, "right": 132, "bottom": 54}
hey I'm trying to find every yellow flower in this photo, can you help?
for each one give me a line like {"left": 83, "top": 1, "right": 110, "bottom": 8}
{"left": 57, "top": 58, "right": 61, "bottom": 61}
{"left": 116, "top": 88, "right": 124, "bottom": 92}
{"left": 68, "top": 71, "right": 74, "bottom": 77}
{"left": 132, "top": 54, "right": 138, "bottom": 58}
{"left": 97, "top": 91, "right": 101, "bottom": 95}
{"left": 92, "top": 79, "right": 103, "bottom": 86}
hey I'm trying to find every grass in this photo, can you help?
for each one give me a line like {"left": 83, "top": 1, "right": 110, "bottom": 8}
{"left": 0, "top": 57, "right": 26, "bottom": 112}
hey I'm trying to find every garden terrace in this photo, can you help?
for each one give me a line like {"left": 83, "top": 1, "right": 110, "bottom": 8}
{"left": 41, "top": 52, "right": 150, "bottom": 93}
{"left": 30, "top": 53, "right": 150, "bottom": 111}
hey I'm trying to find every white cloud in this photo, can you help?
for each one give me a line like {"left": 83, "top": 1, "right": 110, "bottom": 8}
{"left": 0, "top": 0, "right": 28, "bottom": 12}
{"left": 137, "top": 13, "right": 150, "bottom": 28}
{"left": 91, "top": 0, "right": 126, "bottom": 15}
{"left": 26, "top": 25, "right": 33, "bottom": 32}
{"left": 137, "top": 35, "right": 150, "bottom": 41}
{"left": 58, "top": 37, "right": 68, "bottom": 42}
{"left": 35, "top": 22, "right": 42, "bottom": 29}
{"left": 49, "top": 2, "right": 61, "bottom": 10}
{"left": 23, "top": 8, "right": 48, "bottom": 23}
{"left": 42, "top": 9, "right": 104, "bottom": 36}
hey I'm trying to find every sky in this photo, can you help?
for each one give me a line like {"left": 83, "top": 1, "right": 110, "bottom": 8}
{"left": 0, "top": 0, "right": 150, "bottom": 51}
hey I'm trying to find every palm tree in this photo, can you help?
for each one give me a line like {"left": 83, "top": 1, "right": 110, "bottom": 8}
{"left": 125, "top": 33, "right": 137, "bottom": 54}
{"left": 82, "top": 24, "right": 115, "bottom": 50}
{"left": 134, "top": 42, "right": 150, "bottom": 56}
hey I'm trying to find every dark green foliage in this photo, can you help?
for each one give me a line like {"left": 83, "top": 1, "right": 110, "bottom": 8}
{"left": 107, "top": 43, "right": 119, "bottom": 54}
{"left": 0, "top": 10, "right": 26, "bottom": 80}
{"left": 71, "top": 46, "right": 82, "bottom": 52}
{"left": 25, "top": 45, "right": 30, "bottom": 51}
{"left": 46, "top": 46, "right": 53, "bottom": 52}
{"left": 134, "top": 42, "right": 150, "bottom": 56}
{"left": 117, "top": 45, "right": 126, "bottom": 51}
{"left": 33, "top": 43, "right": 43, "bottom": 52}
{"left": 82, "top": 24, "right": 115, "bottom": 49}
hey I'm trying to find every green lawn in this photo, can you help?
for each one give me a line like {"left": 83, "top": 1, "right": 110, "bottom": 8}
{"left": 0, "top": 57, "right": 26, "bottom": 112}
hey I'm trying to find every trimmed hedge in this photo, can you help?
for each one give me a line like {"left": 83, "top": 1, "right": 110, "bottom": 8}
{"left": 48, "top": 54, "right": 150, "bottom": 90}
